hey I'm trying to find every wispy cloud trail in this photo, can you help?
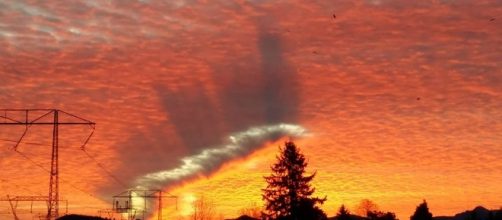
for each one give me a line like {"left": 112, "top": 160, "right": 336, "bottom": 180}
{"left": 134, "top": 123, "right": 307, "bottom": 189}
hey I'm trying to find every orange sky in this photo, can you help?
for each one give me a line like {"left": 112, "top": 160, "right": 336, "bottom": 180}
{"left": 0, "top": 0, "right": 501, "bottom": 219}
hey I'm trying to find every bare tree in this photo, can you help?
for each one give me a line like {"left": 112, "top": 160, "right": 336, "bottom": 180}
{"left": 355, "top": 199, "right": 379, "bottom": 217}
{"left": 192, "top": 196, "right": 216, "bottom": 220}
{"left": 239, "top": 202, "right": 262, "bottom": 218}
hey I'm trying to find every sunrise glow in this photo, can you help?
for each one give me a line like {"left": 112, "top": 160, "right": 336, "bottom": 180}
{"left": 0, "top": 0, "right": 500, "bottom": 220}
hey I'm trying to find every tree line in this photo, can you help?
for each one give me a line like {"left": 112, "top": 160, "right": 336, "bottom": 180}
{"left": 58, "top": 141, "right": 500, "bottom": 220}
{"left": 189, "top": 141, "right": 501, "bottom": 220}
{"left": 256, "top": 141, "right": 501, "bottom": 220}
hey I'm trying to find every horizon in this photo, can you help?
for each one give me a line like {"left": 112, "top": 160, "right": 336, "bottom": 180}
{"left": 0, "top": 0, "right": 501, "bottom": 219}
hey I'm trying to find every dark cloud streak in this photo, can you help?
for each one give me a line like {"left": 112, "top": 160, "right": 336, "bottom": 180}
{"left": 109, "top": 18, "right": 301, "bottom": 191}
{"left": 155, "top": 22, "right": 299, "bottom": 154}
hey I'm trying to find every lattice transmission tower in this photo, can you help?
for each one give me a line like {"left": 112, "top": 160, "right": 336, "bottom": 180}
{"left": 0, "top": 109, "right": 95, "bottom": 220}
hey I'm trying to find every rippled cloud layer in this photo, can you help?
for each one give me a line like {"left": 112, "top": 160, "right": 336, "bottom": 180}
{"left": 0, "top": 0, "right": 500, "bottom": 219}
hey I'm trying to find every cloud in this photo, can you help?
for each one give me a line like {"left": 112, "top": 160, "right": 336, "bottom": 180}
{"left": 134, "top": 123, "right": 307, "bottom": 189}
{"left": 0, "top": 0, "right": 501, "bottom": 218}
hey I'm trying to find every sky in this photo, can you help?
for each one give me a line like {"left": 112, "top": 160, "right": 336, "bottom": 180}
{"left": 0, "top": 0, "right": 501, "bottom": 219}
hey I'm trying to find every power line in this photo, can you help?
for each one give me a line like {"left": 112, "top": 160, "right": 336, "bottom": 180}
{"left": 0, "top": 109, "right": 113, "bottom": 220}
{"left": 77, "top": 127, "right": 129, "bottom": 189}
{"left": 0, "top": 138, "right": 89, "bottom": 150}
{"left": 1, "top": 126, "right": 125, "bottom": 201}
{"left": 0, "top": 109, "right": 132, "bottom": 218}
{"left": 13, "top": 149, "right": 104, "bottom": 203}
{"left": 0, "top": 178, "right": 43, "bottom": 196}
{"left": 80, "top": 149, "right": 128, "bottom": 189}
{"left": 0, "top": 138, "right": 46, "bottom": 147}
{"left": 1, "top": 139, "right": 107, "bottom": 202}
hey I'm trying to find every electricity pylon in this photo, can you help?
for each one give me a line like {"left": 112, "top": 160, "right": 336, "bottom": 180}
{"left": 0, "top": 109, "right": 95, "bottom": 220}
{"left": 113, "top": 190, "right": 177, "bottom": 220}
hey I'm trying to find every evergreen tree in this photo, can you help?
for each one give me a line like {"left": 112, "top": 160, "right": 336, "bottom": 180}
{"left": 410, "top": 200, "right": 433, "bottom": 220}
{"left": 262, "top": 141, "right": 327, "bottom": 220}
{"left": 336, "top": 205, "right": 351, "bottom": 220}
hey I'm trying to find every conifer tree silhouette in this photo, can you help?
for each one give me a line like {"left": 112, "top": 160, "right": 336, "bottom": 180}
{"left": 336, "top": 205, "right": 351, "bottom": 220}
{"left": 262, "top": 141, "right": 326, "bottom": 220}
{"left": 410, "top": 200, "right": 433, "bottom": 220}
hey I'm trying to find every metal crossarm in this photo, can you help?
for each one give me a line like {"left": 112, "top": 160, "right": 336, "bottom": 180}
{"left": 0, "top": 195, "right": 68, "bottom": 218}
{"left": 112, "top": 190, "right": 178, "bottom": 220}
{"left": 0, "top": 109, "right": 95, "bottom": 220}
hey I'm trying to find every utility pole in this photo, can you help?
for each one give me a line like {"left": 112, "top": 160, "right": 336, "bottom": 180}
{"left": 158, "top": 191, "right": 162, "bottom": 220}
{"left": 0, "top": 109, "right": 95, "bottom": 220}
{"left": 49, "top": 110, "right": 59, "bottom": 220}
{"left": 112, "top": 190, "right": 177, "bottom": 220}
